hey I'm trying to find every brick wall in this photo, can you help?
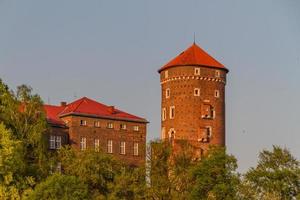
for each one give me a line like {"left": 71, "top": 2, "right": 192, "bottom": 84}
{"left": 50, "top": 115, "right": 147, "bottom": 166}
{"left": 160, "top": 65, "right": 227, "bottom": 154}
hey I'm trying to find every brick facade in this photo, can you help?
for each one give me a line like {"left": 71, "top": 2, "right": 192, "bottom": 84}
{"left": 45, "top": 97, "right": 147, "bottom": 167}
{"left": 159, "top": 43, "right": 228, "bottom": 156}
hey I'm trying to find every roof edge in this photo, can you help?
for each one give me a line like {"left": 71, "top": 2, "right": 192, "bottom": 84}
{"left": 59, "top": 112, "right": 149, "bottom": 123}
{"left": 158, "top": 64, "right": 229, "bottom": 73}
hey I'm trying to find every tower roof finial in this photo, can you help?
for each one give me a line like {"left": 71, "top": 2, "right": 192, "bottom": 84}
{"left": 193, "top": 32, "right": 196, "bottom": 44}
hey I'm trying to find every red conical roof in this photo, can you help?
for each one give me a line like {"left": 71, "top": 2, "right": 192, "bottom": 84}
{"left": 158, "top": 43, "right": 228, "bottom": 72}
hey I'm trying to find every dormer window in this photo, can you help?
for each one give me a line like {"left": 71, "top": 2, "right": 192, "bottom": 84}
{"left": 80, "top": 120, "right": 87, "bottom": 126}
{"left": 107, "top": 123, "right": 114, "bottom": 129}
{"left": 166, "top": 88, "right": 170, "bottom": 98}
{"left": 194, "top": 88, "right": 200, "bottom": 96}
{"left": 194, "top": 68, "right": 200, "bottom": 75}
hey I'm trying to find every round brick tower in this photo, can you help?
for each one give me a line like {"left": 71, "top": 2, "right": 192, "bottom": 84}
{"left": 158, "top": 43, "right": 229, "bottom": 156}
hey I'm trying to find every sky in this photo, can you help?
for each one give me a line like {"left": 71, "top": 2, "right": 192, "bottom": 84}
{"left": 0, "top": 0, "right": 299, "bottom": 172}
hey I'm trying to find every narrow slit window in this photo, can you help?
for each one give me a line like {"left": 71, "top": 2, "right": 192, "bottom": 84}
{"left": 194, "top": 88, "right": 200, "bottom": 96}
{"left": 170, "top": 106, "right": 175, "bottom": 119}
{"left": 194, "top": 68, "right": 200, "bottom": 75}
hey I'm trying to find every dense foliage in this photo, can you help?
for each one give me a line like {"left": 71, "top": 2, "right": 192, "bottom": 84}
{"left": 0, "top": 79, "right": 299, "bottom": 200}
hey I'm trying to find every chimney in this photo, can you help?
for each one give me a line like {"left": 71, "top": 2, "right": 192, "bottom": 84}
{"left": 60, "top": 102, "right": 67, "bottom": 107}
{"left": 108, "top": 106, "right": 115, "bottom": 113}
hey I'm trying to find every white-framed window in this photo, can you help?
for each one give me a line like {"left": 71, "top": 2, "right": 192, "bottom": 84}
{"left": 202, "top": 104, "right": 214, "bottom": 119}
{"left": 94, "top": 139, "right": 100, "bottom": 152}
{"left": 55, "top": 136, "right": 62, "bottom": 149}
{"left": 50, "top": 135, "right": 56, "bottom": 149}
{"left": 206, "top": 126, "right": 212, "bottom": 138}
{"left": 80, "top": 137, "right": 86, "bottom": 151}
{"left": 166, "top": 88, "right": 170, "bottom": 98}
{"left": 194, "top": 67, "right": 200, "bottom": 75}
{"left": 120, "top": 124, "right": 127, "bottom": 130}
{"left": 215, "top": 70, "right": 220, "bottom": 77}
{"left": 50, "top": 135, "right": 61, "bottom": 150}
{"left": 162, "top": 108, "right": 167, "bottom": 121}
{"left": 107, "top": 140, "right": 113, "bottom": 153}
{"left": 107, "top": 122, "right": 114, "bottom": 129}
{"left": 133, "top": 142, "right": 139, "bottom": 156}
{"left": 165, "top": 70, "right": 168, "bottom": 78}
{"left": 133, "top": 126, "right": 139, "bottom": 131}
{"left": 161, "top": 127, "right": 166, "bottom": 139}
{"left": 80, "top": 120, "right": 87, "bottom": 126}
{"left": 170, "top": 106, "right": 175, "bottom": 119}
{"left": 194, "top": 88, "right": 200, "bottom": 96}
{"left": 94, "top": 121, "right": 100, "bottom": 127}
{"left": 199, "top": 126, "right": 212, "bottom": 143}
{"left": 120, "top": 141, "right": 126, "bottom": 155}
{"left": 214, "top": 90, "right": 220, "bottom": 98}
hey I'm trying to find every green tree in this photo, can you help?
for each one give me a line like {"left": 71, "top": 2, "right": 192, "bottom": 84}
{"left": 0, "top": 123, "right": 35, "bottom": 199}
{"left": 243, "top": 145, "right": 300, "bottom": 200}
{"left": 58, "top": 146, "right": 122, "bottom": 198}
{"left": 108, "top": 166, "right": 147, "bottom": 200}
{"left": 0, "top": 81, "right": 49, "bottom": 178}
{"left": 147, "top": 140, "right": 197, "bottom": 200}
{"left": 26, "top": 173, "right": 89, "bottom": 200}
{"left": 147, "top": 140, "right": 172, "bottom": 200}
{"left": 189, "top": 146, "right": 240, "bottom": 200}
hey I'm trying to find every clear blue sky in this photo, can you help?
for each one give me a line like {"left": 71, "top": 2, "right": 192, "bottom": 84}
{"left": 1, "top": 0, "right": 299, "bottom": 172}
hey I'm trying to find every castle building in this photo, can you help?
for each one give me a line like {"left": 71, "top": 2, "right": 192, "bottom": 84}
{"left": 44, "top": 97, "right": 148, "bottom": 167}
{"left": 158, "top": 43, "right": 228, "bottom": 156}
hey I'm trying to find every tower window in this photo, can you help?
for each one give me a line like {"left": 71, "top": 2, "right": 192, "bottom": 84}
{"left": 161, "top": 127, "right": 166, "bottom": 139}
{"left": 162, "top": 108, "right": 166, "bottom": 121}
{"left": 194, "top": 88, "right": 200, "bottom": 96}
{"left": 194, "top": 68, "right": 200, "bottom": 75}
{"left": 215, "top": 90, "right": 220, "bottom": 98}
{"left": 166, "top": 88, "right": 170, "bottom": 98}
{"left": 202, "top": 104, "right": 214, "bottom": 119}
{"left": 165, "top": 70, "right": 168, "bottom": 78}
{"left": 199, "top": 127, "right": 212, "bottom": 143}
{"left": 170, "top": 106, "right": 175, "bottom": 119}
{"left": 215, "top": 70, "right": 220, "bottom": 77}
{"left": 80, "top": 120, "right": 87, "bottom": 126}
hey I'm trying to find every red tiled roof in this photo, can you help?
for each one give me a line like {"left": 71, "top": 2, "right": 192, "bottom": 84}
{"left": 44, "top": 105, "right": 66, "bottom": 126}
{"left": 158, "top": 43, "right": 228, "bottom": 72}
{"left": 44, "top": 97, "right": 147, "bottom": 126}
